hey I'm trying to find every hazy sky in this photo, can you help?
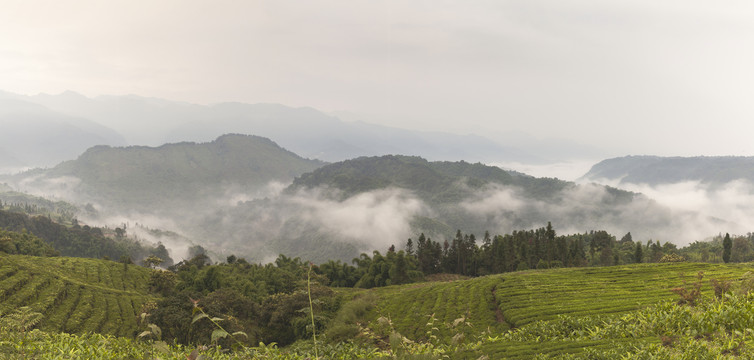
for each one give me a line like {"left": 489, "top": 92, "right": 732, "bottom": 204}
{"left": 2, "top": 1, "right": 754, "bottom": 157}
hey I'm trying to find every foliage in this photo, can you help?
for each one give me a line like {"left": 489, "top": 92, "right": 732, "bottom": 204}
{"left": 669, "top": 271, "right": 704, "bottom": 306}
{"left": 0, "top": 306, "right": 43, "bottom": 332}
{"left": 723, "top": 233, "right": 732, "bottom": 263}
{"left": 152, "top": 254, "right": 338, "bottom": 348}
{"left": 4, "top": 258, "right": 754, "bottom": 358}
{"left": 659, "top": 253, "right": 686, "bottom": 263}
{"left": 0, "top": 209, "right": 170, "bottom": 264}
{"left": 0, "top": 190, "right": 79, "bottom": 224}
{"left": 0, "top": 254, "right": 154, "bottom": 336}
{"left": 0, "top": 228, "right": 57, "bottom": 256}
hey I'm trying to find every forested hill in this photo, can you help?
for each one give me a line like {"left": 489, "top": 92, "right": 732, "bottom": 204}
{"left": 0, "top": 209, "right": 172, "bottom": 264}
{"left": 289, "top": 155, "right": 633, "bottom": 204}
{"left": 194, "top": 155, "right": 652, "bottom": 263}
{"left": 6, "top": 134, "right": 325, "bottom": 210}
{"left": 582, "top": 155, "right": 754, "bottom": 185}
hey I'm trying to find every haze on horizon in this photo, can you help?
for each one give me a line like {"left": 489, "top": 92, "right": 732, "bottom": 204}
{"left": 2, "top": 0, "right": 754, "bottom": 158}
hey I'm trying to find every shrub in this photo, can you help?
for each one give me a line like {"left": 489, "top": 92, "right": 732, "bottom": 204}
{"left": 659, "top": 254, "right": 686, "bottom": 263}
{"left": 670, "top": 272, "right": 703, "bottom": 306}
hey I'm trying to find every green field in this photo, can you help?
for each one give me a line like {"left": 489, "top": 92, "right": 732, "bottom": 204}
{"left": 359, "top": 262, "right": 754, "bottom": 358}
{"left": 0, "top": 254, "right": 154, "bottom": 337}
{"left": 3, "top": 258, "right": 754, "bottom": 358}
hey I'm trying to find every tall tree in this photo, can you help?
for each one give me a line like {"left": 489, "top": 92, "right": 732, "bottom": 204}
{"left": 405, "top": 238, "right": 414, "bottom": 257}
{"left": 723, "top": 233, "right": 732, "bottom": 263}
{"left": 634, "top": 241, "right": 643, "bottom": 263}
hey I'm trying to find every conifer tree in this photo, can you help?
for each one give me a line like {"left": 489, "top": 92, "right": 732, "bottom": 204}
{"left": 723, "top": 233, "right": 732, "bottom": 263}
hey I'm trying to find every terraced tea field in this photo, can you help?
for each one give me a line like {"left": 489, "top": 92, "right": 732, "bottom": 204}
{"left": 366, "top": 262, "right": 754, "bottom": 358}
{"left": 0, "top": 254, "right": 155, "bottom": 337}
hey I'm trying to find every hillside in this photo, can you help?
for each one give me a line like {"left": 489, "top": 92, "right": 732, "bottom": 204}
{"left": 337, "top": 262, "right": 754, "bottom": 359}
{"left": 195, "top": 155, "right": 676, "bottom": 263}
{"left": 0, "top": 254, "right": 154, "bottom": 337}
{"left": 5, "top": 134, "right": 325, "bottom": 211}
{"left": 582, "top": 155, "right": 754, "bottom": 185}
{"left": 289, "top": 155, "right": 613, "bottom": 203}
{"left": 3, "top": 260, "right": 754, "bottom": 358}
{"left": 0, "top": 209, "right": 171, "bottom": 263}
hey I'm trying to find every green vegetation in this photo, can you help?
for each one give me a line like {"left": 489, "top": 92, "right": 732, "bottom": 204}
{"left": 0, "top": 209, "right": 172, "bottom": 263}
{"left": 4, "top": 258, "right": 754, "bottom": 358}
{"left": 0, "top": 229, "right": 57, "bottom": 256}
{"left": 289, "top": 155, "right": 607, "bottom": 206}
{"left": 0, "top": 190, "right": 79, "bottom": 224}
{"left": 3, "top": 210, "right": 754, "bottom": 358}
{"left": 0, "top": 254, "right": 154, "bottom": 337}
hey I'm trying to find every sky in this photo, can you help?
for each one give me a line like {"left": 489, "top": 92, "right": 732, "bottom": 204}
{"left": 2, "top": 0, "right": 754, "bottom": 157}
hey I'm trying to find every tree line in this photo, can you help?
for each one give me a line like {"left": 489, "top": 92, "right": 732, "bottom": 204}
{"left": 317, "top": 223, "right": 754, "bottom": 289}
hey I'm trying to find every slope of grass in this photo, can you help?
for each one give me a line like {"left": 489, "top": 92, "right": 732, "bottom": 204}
{"left": 2, "top": 261, "right": 754, "bottom": 358}
{"left": 346, "top": 262, "right": 754, "bottom": 358}
{"left": 0, "top": 254, "right": 155, "bottom": 337}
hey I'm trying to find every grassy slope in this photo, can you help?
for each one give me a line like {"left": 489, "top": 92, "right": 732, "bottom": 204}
{"left": 353, "top": 262, "right": 754, "bottom": 359}
{"left": 0, "top": 254, "right": 154, "bottom": 337}
{"left": 2, "top": 261, "right": 754, "bottom": 358}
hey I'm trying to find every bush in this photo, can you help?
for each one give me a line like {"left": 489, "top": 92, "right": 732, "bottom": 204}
{"left": 659, "top": 254, "right": 686, "bottom": 263}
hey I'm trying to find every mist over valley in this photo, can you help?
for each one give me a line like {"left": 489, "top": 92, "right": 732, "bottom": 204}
{"left": 2, "top": 105, "right": 752, "bottom": 264}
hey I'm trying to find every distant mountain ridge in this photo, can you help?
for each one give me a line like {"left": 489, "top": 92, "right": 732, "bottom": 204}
{"left": 0, "top": 96, "right": 126, "bottom": 171}
{"left": 4, "top": 134, "right": 324, "bottom": 210}
{"left": 0, "top": 90, "right": 545, "bottom": 166}
{"left": 582, "top": 155, "right": 754, "bottom": 185}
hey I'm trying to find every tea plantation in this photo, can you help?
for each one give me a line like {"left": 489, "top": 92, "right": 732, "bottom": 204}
{"left": 0, "top": 254, "right": 154, "bottom": 337}
{"left": 3, "top": 256, "right": 754, "bottom": 359}
{"left": 357, "top": 262, "right": 754, "bottom": 358}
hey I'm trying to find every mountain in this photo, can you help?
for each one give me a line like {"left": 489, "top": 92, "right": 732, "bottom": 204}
{"left": 167, "top": 103, "right": 541, "bottom": 163}
{"left": 4, "top": 134, "right": 325, "bottom": 211}
{"left": 582, "top": 155, "right": 754, "bottom": 185}
{"left": 288, "top": 155, "right": 578, "bottom": 203}
{"left": 0, "top": 96, "right": 126, "bottom": 172}
{"left": 194, "top": 155, "right": 705, "bottom": 263}
{"left": 7, "top": 90, "right": 542, "bottom": 164}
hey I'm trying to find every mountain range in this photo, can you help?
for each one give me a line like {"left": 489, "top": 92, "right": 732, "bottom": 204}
{"left": 582, "top": 155, "right": 754, "bottom": 186}
{"left": 0, "top": 90, "right": 578, "bottom": 172}
{"left": 3, "top": 135, "right": 682, "bottom": 262}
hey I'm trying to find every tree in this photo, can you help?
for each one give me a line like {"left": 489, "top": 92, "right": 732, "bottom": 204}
{"left": 405, "top": 238, "right": 414, "bottom": 257}
{"left": 148, "top": 269, "right": 177, "bottom": 295}
{"left": 188, "top": 245, "right": 207, "bottom": 259}
{"left": 723, "top": 233, "right": 732, "bottom": 263}
{"left": 634, "top": 241, "right": 643, "bottom": 263}
{"left": 151, "top": 243, "right": 174, "bottom": 267}
{"left": 732, "top": 236, "right": 751, "bottom": 262}
{"left": 143, "top": 255, "right": 164, "bottom": 269}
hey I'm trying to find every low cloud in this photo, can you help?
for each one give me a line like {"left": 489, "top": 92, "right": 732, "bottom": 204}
{"left": 460, "top": 182, "right": 736, "bottom": 246}
{"left": 287, "top": 187, "right": 429, "bottom": 248}
{"left": 492, "top": 160, "right": 598, "bottom": 182}
{"left": 193, "top": 186, "right": 432, "bottom": 262}
{"left": 16, "top": 175, "right": 82, "bottom": 200}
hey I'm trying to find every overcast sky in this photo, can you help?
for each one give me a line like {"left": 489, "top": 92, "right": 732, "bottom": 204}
{"left": 2, "top": 0, "right": 754, "bottom": 157}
